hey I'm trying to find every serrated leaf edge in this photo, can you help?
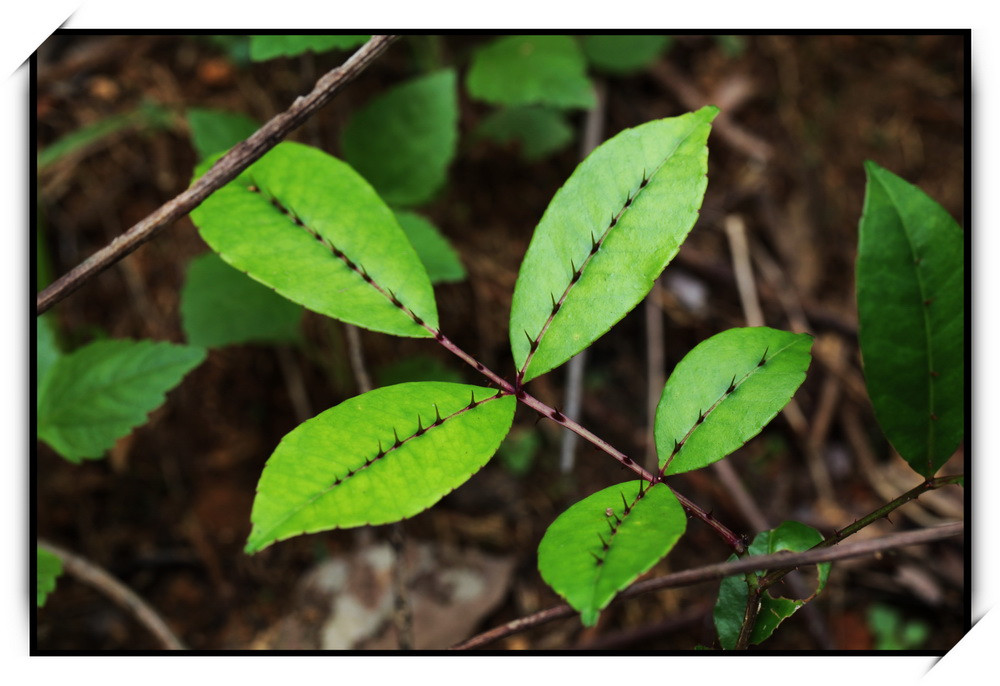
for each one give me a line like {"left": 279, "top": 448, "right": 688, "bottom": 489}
{"left": 244, "top": 178, "right": 434, "bottom": 335}
{"left": 660, "top": 333, "right": 810, "bottom": 475}
{"left": 248, "top": 390, "right": 509, "bottom": 549}
{"left": 519, "top": 115, "right": 711, "bottom": 382}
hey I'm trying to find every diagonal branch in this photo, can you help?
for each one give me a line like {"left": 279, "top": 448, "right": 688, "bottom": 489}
{"left": 36, "top": 35, "right": 399, "bottom": 316}
{"left": 451, "top": 520, "right": 963, "bottom": 650}
{"left": 38, "top": 539, "right": 186, "bottom": 650}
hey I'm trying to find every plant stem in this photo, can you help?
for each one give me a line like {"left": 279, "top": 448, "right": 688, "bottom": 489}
{"left": 36, "top": 35, "right": 399, "bottom": 316}
{"left": 429, "top": 328, "right": 746, "bottom": 553}
{"left": 38, "top": 539, "right": 186, "bottom": 650}
{"left": 732, "top": 474, "right": 963, "bottom": 648}
{"left": 451, "top": 521, "right": 962, "bottom": 649}
{"left": 758, "top": 474, "right": 963, "bottom": 590}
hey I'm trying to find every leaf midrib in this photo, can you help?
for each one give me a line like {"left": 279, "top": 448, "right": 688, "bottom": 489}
{"left": 873, "top": 174, "right": 936, "bottom": 470}
{"left": 251, "top": 393, "right": 507, "bottom": 545}
{"left": 663, "top": 337, "right": 802, "bottom": 474}
{"left": 520, "top": 121, "right": 702, "bottom": 380}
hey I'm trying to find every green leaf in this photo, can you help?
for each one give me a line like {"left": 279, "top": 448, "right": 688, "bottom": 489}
{"left": 496, "top": 428, "right": 541, "bottom": 476}
{"left": 510, "top": 107, "right": 718, "bottom": 382}
{"left": 249, "top": 35, "right": 370, "bottom": 61}
{"left": 538, "top": 481, "right": 686, "bottom": 627}
{"left": 655, "top": 327, "right": 813, "bottom": 475}
{"left": 341, "top": 69, "right": 458, "bottom": 207}
{"left": 36, "top": 314, "right": 61, "bottom": 390}
{"left": 580, "top": 35, "right": 671, "bottom": 74}
{"left": 394, "top": 210, "right": 465, "bottom": 284}
{"left": 714, "top": 521, "right": 830, "bottom": 649}
{"left": 180, "top": 252, "right": 303, "bottom": 347}
{"left": 38, "top": 101, "right": 172, "bottom": 170}
{"left": 475, "top": 105, "right": 574, "bottom": 161}
{"left": 246, "top": 382, "right": 515, "bottom": 552}
{"left": 190, "top": 142, "right": 439, "bottom": 338}
{"left": 186, "top": 107, "right": 259, "bottom": 160}
{"left": 37, "top": 547, "right": 63, "bottom": 607}
{"left": 37, "top": 339, "right": 206, "bottom": 462}
{"left": 466, "top": 35, "right": 595, "bottom": 110}
{"left": 858, "top": 162, "right": 964, "bottom": 477}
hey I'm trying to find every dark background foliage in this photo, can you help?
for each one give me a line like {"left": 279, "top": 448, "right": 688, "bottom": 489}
{"left": 34, "top": 33, "right": 965, "bottom": 650}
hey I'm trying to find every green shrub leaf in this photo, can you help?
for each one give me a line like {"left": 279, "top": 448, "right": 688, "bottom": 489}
{"left": 341, "top": 69, "right": 458, "bottom": 207}
{"left": 655, "top": 327, "right": 812, "bottom": 475}
{"left": 580, "top": 35, "right": 671, "bottom": 74}
{"left": 394, "top": 210, "right": 466, "bottom": 284}
{"left": 466, "top": 35, "right": 595, "bottom": 110}
{"left": 190, "top": 142, "right": 439, "bottom": 337}
{"left": 37, "top": 547, "right": 63, "bottom": 607}
{"left": 713, "top": 521, "right": 830, "bottom": 649}
{"left": 37, "top": 339, "right": 206, "bottom": 463}
{"left": 249, "top": 35, "right": 370, "bottom": 61}
{"left": 245, "top": 382, "right": 515, "bottom": 553}
{"left": 186, "top": 107, "right": 259, "bottom": 160}
{"left": 510, "top": 107, "right": 717, "bottom": 382}
{"left": 36, "top": 314, "right": 61, "bottom": 390}
{"left": 181, "top": 252, "right": 302, "bottom": 347}
{"left": 475, "top": 105, "right": 574, "bottom": 161}
{"left": 538, "top": 481, "right": 686, "bottom": 626}
{"left": 857, "top": 162, "right": 964, "bottom": 477}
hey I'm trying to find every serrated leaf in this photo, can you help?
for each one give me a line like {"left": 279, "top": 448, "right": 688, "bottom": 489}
{"left": 510, "top": 107, "right": 717, "bottom": 382}
{"left": 538, "top": 481, "right": 686, "bottom": 626}
{"left": 186, "top": 107, "right": 259, "bottom": 160}
{"left": 475, "top": 105, "right": 574, "bottom": 161}
{"left": 857, "top": 161, "right": 964, "bottom": 477}
{"left": 580, "top": 35, "right": 671, "bottom": 74}
{"left": 714, "top": 521, "right": 830, "bottom": 649}
{"left": 181, "top": 252, "right": 303, "bottom": 347}
{"left": 37, "top": 339, "right": 206, "bottom": 462}
{"left": 246, "top": 382, "right": 515, "bottom": 553}
{"left": 249, "top": 35, "right": 370, "bottom": 61}
{"left": 466, "top": 35, "right": 595, "bottom": 110}
{"left": 190, "top": 142, "right": 439, "bottom": 338}
{"left": 37, "top": 547, "right": 63, "bottom": 607}
{"left": 394, "top": 210, "right": 466, "bottom": 284}
{"left": 655, "top": 327, "right": 813, "bottom": 475}
{"left": 341, "top": 69, "right": 458, "bottom": 207}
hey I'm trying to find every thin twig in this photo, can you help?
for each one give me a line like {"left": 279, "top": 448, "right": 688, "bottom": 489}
{"left": 341, "top": 321, "right": 413, "bottom": 650}
{"left": 559, "top": 79, "right": 605, "bottom": 474}
{"left": 274, "top": 345, "right": 312, "bottom": 423}
{"left": 36, "top": 35, "right": 399, "bottom": 316}
{"left": 451, "top": 521, "right": 962, "bottom": 650}
{"left": 37, "top": 539, "right": 186, "bottom": 650}
{"left": 644, "top": 286, "right": 665, "bottom": 473}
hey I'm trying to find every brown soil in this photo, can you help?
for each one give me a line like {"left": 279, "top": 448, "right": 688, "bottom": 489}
{"left": 34, "top": 33, "right": 967, "bottom": 652}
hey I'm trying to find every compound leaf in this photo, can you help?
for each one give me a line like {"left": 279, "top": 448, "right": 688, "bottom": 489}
{"left": 714, "top": 521, "right": 829, "bottom": 649}
{"left": 341, "top": 69, "right": 458, "bottom": 207}
{"left": 466, "top": 35, "right": 595, "bottom": 110}
{"left": 37, "top": 339, "right": 206, "bottom": 463}
{"left": 186, "top": 107, "right": 259, "bottom": 160}
{"left": 246, "top": 382, "right": 515, "bottom": 553}
{"left": 190, "top": 142, "right": 439, "bottom": 338}
{"left": 857, "top": 162, "right": 964, "bottom": 477}
{"left": 249, "top": 35, "right": 370, "bottom": 61}
{"left": 37, "top": 546, "right": 63, "bottom": 607}
{"left": 538, "top": 481, "right": 686, "bottom": 626}
{"left": 655, "top": 327, "right": 813, "bottom": 475}
{"left": 394, "top": 210, "right": 466, "bottom": 284}
{"left": 580, "top": 35, "right": 672, "bottom": 74}
{"left": 181, "top": 252, "right": 302, "bottom": 347}
{"left": 511, "top": 107, "right": 717, "bottom": 382}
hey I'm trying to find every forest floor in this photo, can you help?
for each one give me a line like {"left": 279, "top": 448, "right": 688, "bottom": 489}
{"left": 34, "top": 33, "right": 966, "bottom": 651}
